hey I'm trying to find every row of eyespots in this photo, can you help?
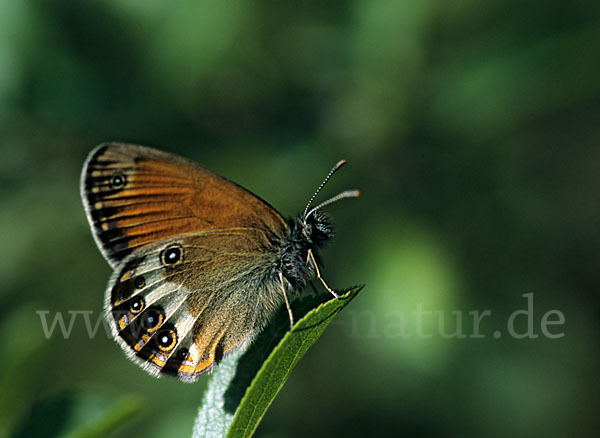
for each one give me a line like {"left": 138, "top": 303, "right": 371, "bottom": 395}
{"left": 122, "top": 243, "right": 181, "bottom": 299}
{"left": 120, "top": 242, "right": 181, "bottom": 314}
{"left": 125, "top": 299, "right": 187, "bottom": 357}
{"left": 114, "top": 240, "right": 187, "bottom": 363}
{"left": 157, "top": 244, "right": 183, "bottom": 356}
{"left": 113, "top": 242, "right": 182, "bottom": 306}
{"left": 119, "top": 294, "right": 195, "bottom": 375}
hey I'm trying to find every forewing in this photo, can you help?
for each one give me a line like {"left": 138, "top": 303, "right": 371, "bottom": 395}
{"left": 106, "top": 229, "right": 281, "bottom": 382}
{"left": 81, "top": 143, "right": 287, "bottom": 268}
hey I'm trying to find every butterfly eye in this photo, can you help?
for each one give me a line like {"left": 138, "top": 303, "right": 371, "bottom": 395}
{"left": 156, "top": 327, "right": 177, "bottom": 352}
{"left": 129, "top": 296, "right": 145, "bottom": 314}
{"left": 110, "top": 173, "right": 126, "bottom": 189}
{"left": 141, "top": 308, "right": 164, "bottom": 333}
{"left": 134, "top": 276, "right": 145, "bottom": 289}
{"left": 161, "top": 245, "right": 183, "bottom": 265}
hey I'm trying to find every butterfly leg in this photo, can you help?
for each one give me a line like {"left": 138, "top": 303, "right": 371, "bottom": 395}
{"left": 307, "top": 249, "right": 340, "bottom": 299}
{"left": 279, "top": 272, "right": 295, "bottom": 329}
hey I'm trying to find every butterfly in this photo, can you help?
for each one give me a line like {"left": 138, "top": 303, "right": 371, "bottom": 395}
{"left": 80, "top": 143, "right": 359, "bottom": 382}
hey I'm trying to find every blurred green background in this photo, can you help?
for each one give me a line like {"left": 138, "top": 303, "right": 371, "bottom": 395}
{"left": 1, "top": 0, "right": 599, "bottom": 437}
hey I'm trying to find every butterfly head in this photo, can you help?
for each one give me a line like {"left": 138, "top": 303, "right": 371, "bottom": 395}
{"left": 298, "top": 159, "right": 360, "bottom": 248}
{"left": 301, "top": 209, "right": 334, "bottom": 247}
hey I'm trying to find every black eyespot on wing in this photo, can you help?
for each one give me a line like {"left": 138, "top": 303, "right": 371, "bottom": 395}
{"left": 141, "top": 307, "right": 164, "bottom": 333}
{"left": 115, "top": 304, "right": 166, "bottom": 356}
{"left": 177, "top": 347, "right": 189, "bottom": 361}
{"left": 133, "top": 322, "right": 178, "bottom": 368}
{"left": 110, "top": 173, "right": 126, "bottom": 190}
{"left": 134, "top": 276, "right": 145, "bottom": 289}
{"left": 129, "top": 296, "right": 145, "bottom": 314}
{"left": 161, "top": 345, "right": 193, "bottom": 378}
{"left": 155, "top": 325, "right": 178, "bottom": 352}
{"left": 161, "top": 244, "right": 182, "bottom": 265}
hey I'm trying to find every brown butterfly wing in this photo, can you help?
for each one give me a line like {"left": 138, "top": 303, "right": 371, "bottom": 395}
{"left": 80, "top": 143, "right": 287, "bottom": 268}
{"left": 107, "top": 230, "right": 282, "bottom": 381}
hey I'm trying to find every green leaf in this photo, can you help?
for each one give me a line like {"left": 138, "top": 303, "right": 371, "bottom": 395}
{"left": 193, "top": 286, "right": 363, "bottom": 438}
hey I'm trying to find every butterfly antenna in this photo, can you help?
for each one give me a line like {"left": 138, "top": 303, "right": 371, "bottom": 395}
{"left": 303, "top": 160, "right": 348, "bottom": 220}
{"left": 305, "top": 189, "right": 360, "bottom": 220}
